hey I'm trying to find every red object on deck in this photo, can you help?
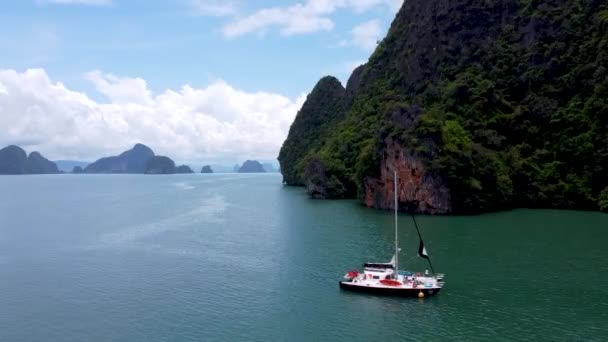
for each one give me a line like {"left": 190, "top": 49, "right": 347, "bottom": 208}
{"left": 347, "top": 271, "right": 359, "bottom": 278}
{"left": 379, "top": 279, "right": 402, "bottom": 286}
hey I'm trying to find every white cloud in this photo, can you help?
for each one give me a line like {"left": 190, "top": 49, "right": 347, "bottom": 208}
{"left": 0, "top": 69, "right": 306, "bottom": 163}
{"left": 42, "top": 0, "right": 112, "bottom": 5}
{"left": 222, "top": 0, "right": 402, "bottom": 38}
{"left": 189, "top": 0, "right": 237, "bottom": 17}
{"left": 347, "top": 19, "right": 382, "bottom": 51}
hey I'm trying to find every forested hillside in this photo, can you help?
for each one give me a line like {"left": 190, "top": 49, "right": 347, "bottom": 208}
{"left": 279, "top": 0, "right": 608, "bottom": 213}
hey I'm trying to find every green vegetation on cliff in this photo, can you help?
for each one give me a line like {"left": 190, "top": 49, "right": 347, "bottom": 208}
{"left": 280, "top": 0, "right": 608, "bottom": 213}
{"left": 278, "top": 76, "right": 347, "bottom": 186}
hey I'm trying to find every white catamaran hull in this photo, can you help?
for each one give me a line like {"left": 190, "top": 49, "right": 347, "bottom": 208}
{"left": 339, "top": 281, "right": 442, "bottom": 297}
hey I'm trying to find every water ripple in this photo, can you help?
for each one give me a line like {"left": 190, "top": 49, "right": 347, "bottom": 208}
{"left": 98, "top": 195, "right": 226, "bottom": 245}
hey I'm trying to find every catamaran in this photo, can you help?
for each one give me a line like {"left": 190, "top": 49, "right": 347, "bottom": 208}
{"left": 339, "top": 171, "right": 445, "bottom": 297}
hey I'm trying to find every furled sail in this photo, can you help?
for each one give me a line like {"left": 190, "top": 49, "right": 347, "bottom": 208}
{"left": 418, "top": 240, "right": 429, "bottom": 259}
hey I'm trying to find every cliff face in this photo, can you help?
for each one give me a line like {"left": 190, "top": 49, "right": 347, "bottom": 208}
{"left": 363, "top": 139, "right": 451, "bottom": 214}
{"left": 279, "top": 0, "right": 608, "bottom": 213}
{"left": 278, "top": 76, "right": 346, "bottom": 185}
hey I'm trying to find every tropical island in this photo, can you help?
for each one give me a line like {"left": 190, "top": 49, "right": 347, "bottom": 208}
{"left": 238, "top": 160, "right": 266, "bottom": 173}
{"left": 0, "top": 145, "right": 59, "bottom": 175}
{"left": 0, "top": 143, "right": 197, "bottom": 175}
{"left": 279, "top": 0, "right": 608, "bottom": 214}
{"left": 0, "top": 143, "right": 275, "bottom": 177}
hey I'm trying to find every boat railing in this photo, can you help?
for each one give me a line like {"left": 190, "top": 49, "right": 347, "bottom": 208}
{"left": 424, "top": 273, "right": 445, "bottom": 279}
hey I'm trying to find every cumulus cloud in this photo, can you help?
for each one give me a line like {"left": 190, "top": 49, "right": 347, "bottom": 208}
{"left": 341, "top": 19, "right": 383, "bottom": 51}
{"left": 223, "top": 0, "right": 402, "bottom": 38}
{"left": 0, "top": 69, "right": 305, "bottom": 163}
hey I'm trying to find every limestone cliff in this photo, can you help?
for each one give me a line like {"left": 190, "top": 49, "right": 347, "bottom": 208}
{"left": 363, "top": 139, "right": 451, "bottom": 214}
{"left": 278, "top": 0, "right": 608, "bottom": 213}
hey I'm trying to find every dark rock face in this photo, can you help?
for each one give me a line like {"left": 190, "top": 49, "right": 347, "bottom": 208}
{"left": 201, "top": 165, "right": 213, "bottom": 173}
{"left": 238, "top": 160, "right": 266, "bottom": 173}
{"left": 26, "top": 152, "right": 60, "bottom": 174}
{"left": 72, "top": 166, "right": 84, "bottom": 174}
{"left": 175, "top": 165, "right": 194, "bottom": 174}
{"left": 304, "top": 156, "right": 347, "bottom": 199}
{"left": 363, "top": 139, "right": 451, "bottom": 214}
{"left": 0, "top": 145, "right": 59, "bottom": 175}
{"left": 145, "top": 156, "right": 176, "bottom": 174}
{"left": 345, "top": 64, "right": 366, "bottom": 106}
{"left": 278, "top": 76, "right": 347, "bottom": 185}
{"left": 85, "top": 143, "right": 154, "bottom": 173}
{"left": 0, "top": 145, "right": 28, "bottom": 174}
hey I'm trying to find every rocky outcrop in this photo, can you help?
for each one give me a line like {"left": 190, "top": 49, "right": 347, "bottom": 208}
{"left": 238, "top": 160, "right": 266, "bottom": 173}
{"left": 279, "top": 0, "right": 608, "bottom": 213}
{"left": 201, "top": 165, "right": 213, "bottom": 173}
{"left": 145, "top": 156, "right": 176, "bottom": 174}
{"left": 363, "top": 139, "right": 451, "bottom": 214}
{"left": 175, "top": 165, "right": 194, "bottom": 174}
{"left": 303, "top": 156, "right": 348, "bottom": 199}
{"left": 85, "top": 143, "right": 154, "bottom": 173}
{"left": 72, "top": 166, "right": 84, "bottom": 174}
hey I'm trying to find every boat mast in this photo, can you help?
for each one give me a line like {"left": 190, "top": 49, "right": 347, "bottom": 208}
{"left": 394, "top": 171, "right": 399, "bottom": 276}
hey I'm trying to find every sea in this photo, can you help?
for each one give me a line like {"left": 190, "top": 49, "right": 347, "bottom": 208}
{"left": 1, "top": 174, "right": 607, "bottom": 341}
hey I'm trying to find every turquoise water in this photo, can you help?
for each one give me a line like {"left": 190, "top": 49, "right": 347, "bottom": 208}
{"left": 0, "top": 174, "right": 607, "bottom": 341}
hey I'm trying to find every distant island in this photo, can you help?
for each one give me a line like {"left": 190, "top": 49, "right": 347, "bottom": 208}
{"left": 55, "top": 160, "right": 90, "bottom": 173}
{"left": 82, "top": 144, "right": 195, "bottom": 175}
{"left": 1, "top": 143, "right": 280, "bottom": 177}
{"left": 238, "top": 160, "right": 266, "bottom": 173}
{"left": 0, "top": 145, "right": 59, "bottom": 175}
{"left": 85, "top": 143, "right": 155, "bottom": 174}
{"left": 176, "top": 165, "right": 194, "bottom": 174}
{"left": 0, "top": 143, "right": 199, "bottom": 176}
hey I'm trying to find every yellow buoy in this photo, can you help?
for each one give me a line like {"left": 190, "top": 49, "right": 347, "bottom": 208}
{"left": 418, "top": 291, "right": 425, "bottom": 298}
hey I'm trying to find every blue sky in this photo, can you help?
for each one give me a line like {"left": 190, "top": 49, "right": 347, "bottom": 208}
{"left": 0, "top": 0, "right": 402, "bottom": 164}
